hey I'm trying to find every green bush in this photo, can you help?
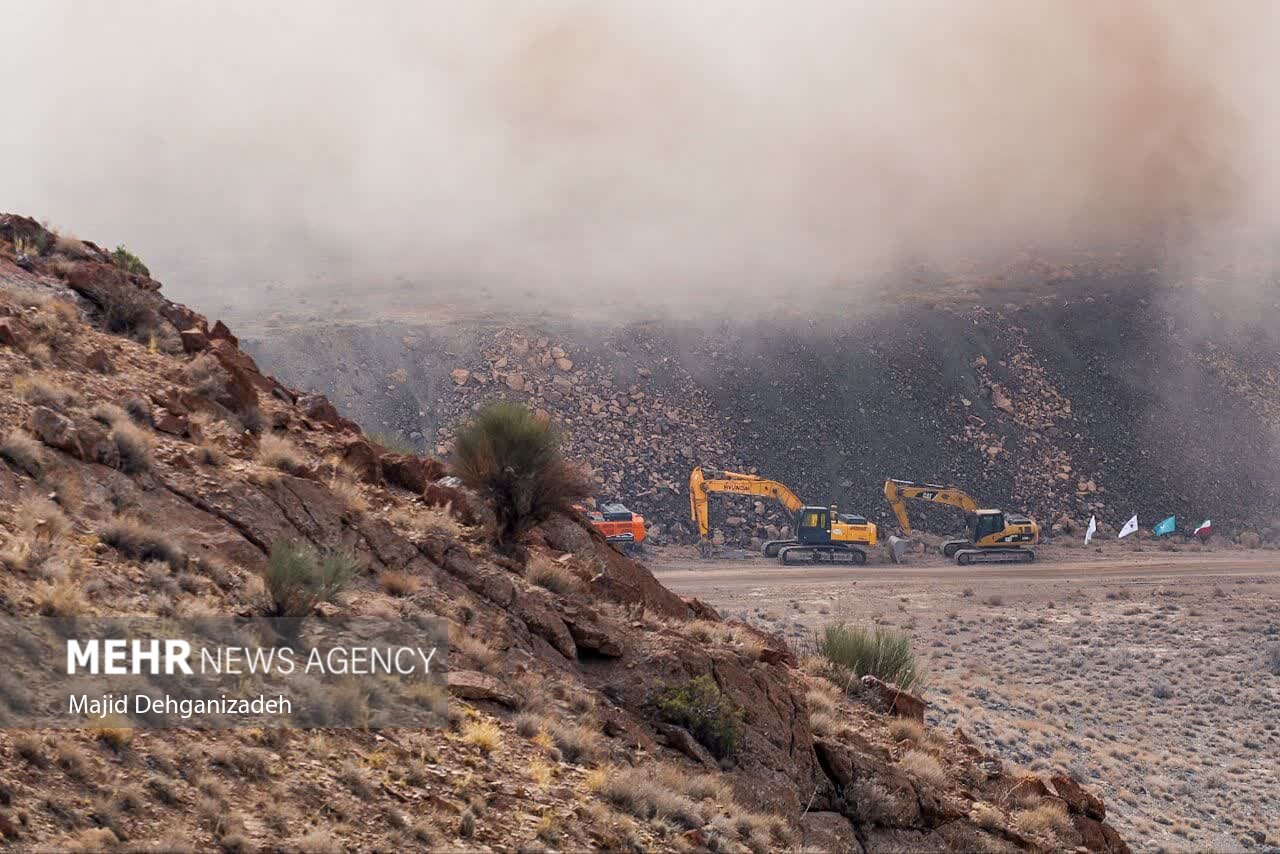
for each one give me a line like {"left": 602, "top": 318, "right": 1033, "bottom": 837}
{"left": 655, "top": 675, "right": 742, "bottom": 760}
{"left": 112, "top": 245, "right": 150, "bottom": 277}
{"left": 818, "top": 623, "right": 926, "bottom": 693}
{"left": 263, "top": 541, "right": 361, "bottom": 618}
{"left": 450, "top": 402, "right": 588, "bottom": 552}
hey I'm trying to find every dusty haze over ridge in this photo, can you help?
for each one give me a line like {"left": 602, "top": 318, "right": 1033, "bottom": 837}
{"left": 3, "top": 1, "right": 1279, "bottom": 311}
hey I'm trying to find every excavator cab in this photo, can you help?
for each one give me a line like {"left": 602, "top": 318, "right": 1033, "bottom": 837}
{"left": 969, "top": 511, "right": 1005, "bottom": 542}
{"left": 795, "top": 507, "right": 834, "bottom": 544}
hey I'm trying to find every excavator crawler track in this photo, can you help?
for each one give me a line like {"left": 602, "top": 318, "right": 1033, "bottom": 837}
{"left": 762, "top": 539, "right": 797, "bottom": 558}
{"left": 777, "top": 545, "right": 867, "bottom": 566}
{"left": 953, "top": 548, "right": 1035, "bottom": 565}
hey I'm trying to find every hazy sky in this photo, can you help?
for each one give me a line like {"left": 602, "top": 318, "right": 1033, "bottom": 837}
{"left": 3, "top": 1, "right": 1278, "bottom": 309}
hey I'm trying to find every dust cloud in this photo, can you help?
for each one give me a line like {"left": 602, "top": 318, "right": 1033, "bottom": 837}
{"left": 1, "top": 1, "right": 1277, "bottom": 311}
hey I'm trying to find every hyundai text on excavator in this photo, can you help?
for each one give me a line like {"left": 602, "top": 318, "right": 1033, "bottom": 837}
{"left": 882, "top": 478, "right": 1039, "bottom": 564}
{"left": 689, "top": 466, "right": 877, "bottom": 565}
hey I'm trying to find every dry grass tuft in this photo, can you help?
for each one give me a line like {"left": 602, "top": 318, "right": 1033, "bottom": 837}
{"left": 526, "top": 555, "right": 580, "bottom": 595}
{"left": 110, "top": 420, "right": 154, "bottom": 473}
{"left": 258, "top": 433, "right": 308, "bottom": 475}
{"left": 99, "top": 516, "right": 185, "bottom": 570}
{"left": 17, "top": 494, "right": 71, "bottom": 540}
{"left": 34, "top": 578, "right": 87, "bottom": 617}
{"left": 0, "top": 429, "right": 45, "bottom": 477}
{"left": 969, "top": 801, "right": 1007, "bottom": 832}
{"left": 90, "top": 714, "right": 135, "bottom": 751}
{"left": 462, "top": 718, "right": 503, "bottom": 754}
{"left": 17, "top": 374, "right": 80, "bottom": 410}
{"left": 379, "top": 571, "right": 421, "bottom": 597}
{"left": 887, "top": 718, "right": 926, "bottom": 743}
{"left": 196, "top": 440, "right": 228, "bottom": 467}
{"left": 1013, "top": 800, "right": 1074, "bottom": 844}
{"left": 548, "top": 721, "right": 602, "bottom": 765}
{"left": 899, "top": 749, "right": 947, "bottom": 788}
{"left": 327, "top": 474, "right": 368, "bottom": 513}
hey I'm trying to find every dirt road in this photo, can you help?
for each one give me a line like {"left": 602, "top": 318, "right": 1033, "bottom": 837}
{"left": 652, "top": 550, "right": 1280, "bottom": 598}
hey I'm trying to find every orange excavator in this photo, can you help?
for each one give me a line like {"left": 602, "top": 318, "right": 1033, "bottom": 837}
{"left": 575, "top": 502, "right": 646, "bottom": 553}
{"left": 689, "top": 466, "right": 876, "bottom": 564}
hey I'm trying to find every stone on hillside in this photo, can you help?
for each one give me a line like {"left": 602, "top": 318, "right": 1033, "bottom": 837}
{"left": 990, "top": 384, "right": 1015, "bottom": 415}
{"left": 1050, "top": 774, "right": 1106, "bottom": 820}
{"left": 85, "top": 349, "right": 115, "bottom": 373}
{"left": 446, "top": 670, "right": 518, "bottom": 707}
{"left": 861, "top": 674, "right": 927, "bottom": 722}
{"left": 0, "top": 318, "right": 24, "bottom": 348}
{"left": 555, "top": 357, "right": 574, "bottom": 372}
{"left": 179, "top": 327, "right": 209, "bottom": 353}
{"left": 450, "top": 368, "right": 470, "bottom": 385}
{"left": 382, "top": 453, "right": 445, "bottom": 494}
{"left": 341, "top": 437, "right": 382, "bottom": 483}
{"left": 28, "top": 407, "right": 82, "bottom": 457}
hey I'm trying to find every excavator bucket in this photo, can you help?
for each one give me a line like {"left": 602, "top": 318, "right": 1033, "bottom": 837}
{"left": 887, "top": 535, "right": 909, "bottom": 564}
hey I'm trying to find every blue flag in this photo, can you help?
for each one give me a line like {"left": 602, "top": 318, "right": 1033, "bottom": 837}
{"left": 1153, "top": 515, "right": 1176, "bottom": 537}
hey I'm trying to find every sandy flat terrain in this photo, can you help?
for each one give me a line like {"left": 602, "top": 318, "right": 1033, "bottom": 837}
{"left": 653, "top": 548, "right": 1280, "bottom": 852}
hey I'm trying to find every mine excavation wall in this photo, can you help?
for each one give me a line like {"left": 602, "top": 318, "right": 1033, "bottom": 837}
{"left": 246, "top": 276, "right": 1280, "bottom": 549}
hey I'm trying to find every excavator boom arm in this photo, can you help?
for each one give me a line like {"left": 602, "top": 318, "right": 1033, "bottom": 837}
{"left": 883, "top": 479, "right": 979, "bottom": 535}
{"left": 690, "top": 466, "right": 806, "bottom": 537}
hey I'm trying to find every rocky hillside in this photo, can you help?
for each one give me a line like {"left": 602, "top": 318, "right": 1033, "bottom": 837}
{"left": 245, "top": 270, "right": 1280, "bottom": 549}
{"left": 0, "top": 213, "right": 1129, "bottom": 851}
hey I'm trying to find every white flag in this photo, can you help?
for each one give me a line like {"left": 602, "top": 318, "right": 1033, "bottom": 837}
{"left": 1118, "top": 515, "right": 1138, "bottom": 539}
{"left": 1084, "top": 515, "right": 1097, "bottom": 545}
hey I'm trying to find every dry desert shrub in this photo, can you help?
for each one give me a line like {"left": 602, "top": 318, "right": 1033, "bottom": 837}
{"left": 0, "top": 429, "right": 45, "bottom": 477}
{"left": 16, "top": 373, "right": 80, "bottom": 410}
{"left": 34, "top": 578, "right": 87, "bottom": 618}
{"left": 899, "top": 749, "right": 948, "bottom": 787}
{"left": 110, "top": 419, "right": 154, "bottom": 473}
{"left": 99, "top": 516, "right": 185, "bottom": 570}
{"left": 887, "top": 718, "right": 926, "bottom": 743}
{"left": 462, "top": 719, "right": 502, "bottom": 754}
{"left": 1013, "top": 800, "right": 1074, "bottom": 845}
{"left": 17, "top": 494, "right": 70, "bottom": 540}
{"left": 378, "top": 571, "right": 421, "bottom": 597}
{"left": 262, "top": 540, "right": 360, "bottom": 619}
{"left": 258, "top": 433, "right": 308, "bottom": 475}
{"left": 327, "top": 473, "right": 368, "bottom": 513}
{"left": 525, "top": 554, "right": 580, "bottom": 594}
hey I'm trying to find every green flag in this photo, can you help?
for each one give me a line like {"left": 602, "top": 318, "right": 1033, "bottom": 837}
{"left": 1153, "top": 515, "right": 1176, "bottom": 537}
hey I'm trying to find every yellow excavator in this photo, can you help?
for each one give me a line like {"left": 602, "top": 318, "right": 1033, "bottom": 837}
{"left": 689, "top": 467, "right": 877, "bottom": 564}
{"left": 882, "top": 478, "right": 1039, "bottom": 564}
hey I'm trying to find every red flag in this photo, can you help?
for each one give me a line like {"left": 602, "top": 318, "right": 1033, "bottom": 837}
{"left": 1193, "top": 519, "right": 1212, "bottom": 539}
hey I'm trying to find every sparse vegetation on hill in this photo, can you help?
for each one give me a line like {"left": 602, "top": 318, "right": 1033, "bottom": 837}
{"left": 0, "top": 213, "right": 1130, "bottom": 852}
{"left": 655, "top": 674, "right": 742, "bottom": 760}
{"left": 111, "top": 245, "right": 149, "bottom": 277}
